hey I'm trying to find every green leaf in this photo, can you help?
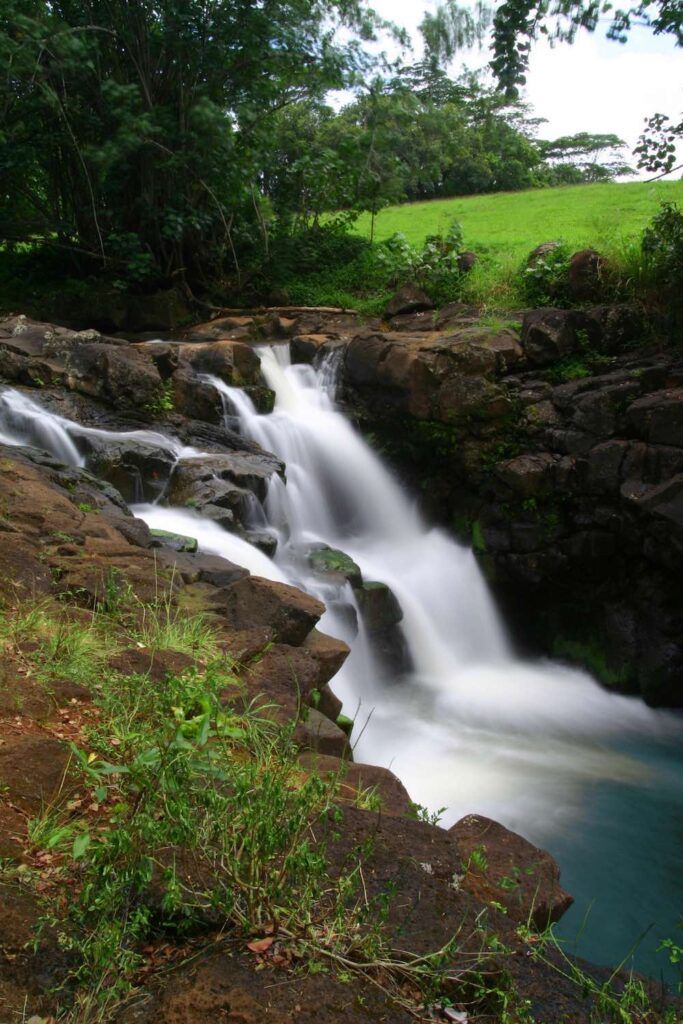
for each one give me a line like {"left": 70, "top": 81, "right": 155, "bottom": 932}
{"left": 72, "top": 832, "right": 91, "bottom": 859}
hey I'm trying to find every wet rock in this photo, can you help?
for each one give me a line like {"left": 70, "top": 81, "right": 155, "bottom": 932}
{"left": 169, "top": 452, "right": 283, "bottom": 506}
{"left": 355, "top": 580, "right": 402, "bottom": 630}
{"left": 170, "top": 369, "right": 223, "bottom": 424}
{"left": 385, "top": 284, "right": 434, "bottom": 317}
{"left": 290, "top": 334, "right": 333, "bottom": 363}
{"left": 177, "top": 339, "right": 261, "bottom": 385}
{"left": 306, "top": 544, "right": 362, "bottom": 588}
{"left": 149, "top": 528, "right": 198, "bottom": 553}
{"left": 626, "top": 389, "right": 683, "bottom": 447}
{"left": 154, "top": 548, "right": 248, "bottom": 588}
{"left": 64, "top": 342, "right": 163, "bottom": 410}
{"left": 78, "top": 434, "right": 176, "bottom": 503}
{"left": 496, "top": 453, "right": 556, "bottom": 497}
{"left": 301, "top": 629, "right": 350, "bottom": 687}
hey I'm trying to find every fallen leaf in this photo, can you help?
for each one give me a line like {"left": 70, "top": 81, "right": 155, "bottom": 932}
{"left": 247, "top": 936, "right": 274, "bottom": 954}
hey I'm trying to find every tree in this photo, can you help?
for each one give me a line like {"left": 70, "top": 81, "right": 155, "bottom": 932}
{"left": 488, "top": 0, "right": 682, "bottom": 177}
{"left": 538, "top": 132, "right": 634, "bottom": 182}
{"left": 0, "top": 0, "right": 381, "bottom": 289}
{"left": 490, "top": 0, "right": 682, "bottom": 99}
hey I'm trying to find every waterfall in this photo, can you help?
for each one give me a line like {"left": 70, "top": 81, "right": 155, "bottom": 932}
{"left": 1, "top": 349, "right": 682, "bottom": 978}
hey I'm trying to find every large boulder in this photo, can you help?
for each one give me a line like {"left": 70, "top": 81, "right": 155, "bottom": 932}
{"left": 178, "top": 339, "right": 261, "bottom": 385}
{"left": 78, "top": 434, "right": 177, "bottom": 503}
{"left": 169, "top": 452, "right": 283, "bottom": 505}
{"left": 64, "top": 342, "right": 163, "bottom": 411}
{"left": 450, "top": 814, "right": 573, "bottom": 929}
{"left": 209, "top": 577, "right": 325, "bottom": 646}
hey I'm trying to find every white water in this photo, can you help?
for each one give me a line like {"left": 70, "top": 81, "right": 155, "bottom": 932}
{"left": 0, "top": 388, "right": 200, "bottom": 466}
{"left": 1, "top": 356, "right": 682, "bottom": 976}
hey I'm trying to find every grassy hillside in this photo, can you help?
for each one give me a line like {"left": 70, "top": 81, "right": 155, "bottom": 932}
{"left": 353, "top": 180, "right": 683, "bottom": 259}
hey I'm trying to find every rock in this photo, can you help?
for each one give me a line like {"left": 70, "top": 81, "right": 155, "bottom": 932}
{"left": 457, "top": 250, "right": 477, "bottom": 272}
{"left": 477, "top": 328, "right": 524, "bottom": 370}
{"left": 293, "top": 707, "right": 350, "bottom": 758}
{"left": 168, "top": 452, "right": 283, "bottom": 506}
{"left": 108, "top": 648, "right": 195, "bottom": 682}
{"left": 78, "top": 434, "right": 176, "bottom": 503}
{"left": 145, "top": 342, "right": 179, "bottom": 379}
{"left": 527, "top": 241, "right": 560, "bottom": 266}
{"left": 521, "top": 309, "right": 578, "bottom": 366}
{"left": 290, "top": 334, "right": 333, "bottom": 364}
{"left": 239, "top": 643, "right": 323, "bottom": 720}
{"left": 385, "top": 284, "right": 434, "bottom": 318}
{"left": 170, "top": 369, "right": 223, "bottom": 424}
{"left": 635, "top": 474, "right": 683, "bottom": 537}
{"left": 155, "top": 549, "right": 248, "bottom": 588}
{"left": 178, "top": 339, "right": 261, "bottom": 385}
{"left": 356, "top": 581, "right": 402, "bottom": 630}
{"left": 568, "top": 248, "right": 605, "bottom": 301}
{"left": 64, "top": 342, "right": 163, "bottom": 410}
{"left": 149, "top": 528, "right": 198, "bottom": 553}
{"left": 496, "top": 453, "right": 556, "bottom": 497}
{"left": 450, "top": 814, "right": 573, "bottom": 929}
{"left": 298, "top": 752, "right": 414, "bottom": 817}
{"left": 0, "top": 735, "right": 72, "bottom": 813}
{"left": 209, "top": 577, "right": 325, "bottom": 646}
{"left": 626, "top": 389, "right": 683, "bottom": 447}
{"left": 301, "top": 629, "right": 350, "bottom": 687}
{"left": 306, "top": 544, "right": 362, "bottom": 588}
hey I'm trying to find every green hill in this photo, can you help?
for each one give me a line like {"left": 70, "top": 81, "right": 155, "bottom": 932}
{"left": 352, "top": 180, "right": 683, "bottom": 260}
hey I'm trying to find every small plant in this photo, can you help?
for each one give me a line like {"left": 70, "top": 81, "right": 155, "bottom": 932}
{"left": 518, "top": 242, "right": 572, "bottom": 306}
{"left": 144, "top": 379, "right": 175, "bottom": 415}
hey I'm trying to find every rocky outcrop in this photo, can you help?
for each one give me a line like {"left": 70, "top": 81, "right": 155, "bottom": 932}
{"left": 342, "top": 304, "right": 683, "bottom": 706}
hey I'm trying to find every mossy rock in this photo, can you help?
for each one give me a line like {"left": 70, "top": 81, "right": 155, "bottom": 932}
{"left": 356, "top": 581, "right": 403, "bottom": 630}
{"left": 306, "top": 545, "right": 362, "bottom": 589}
{"left": 149, "top": 528, "right": 198, "bottom": 554}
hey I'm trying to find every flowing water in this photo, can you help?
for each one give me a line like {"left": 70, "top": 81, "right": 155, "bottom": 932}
{"left": 0, "top": 347, "right": 681, "bottom": 984}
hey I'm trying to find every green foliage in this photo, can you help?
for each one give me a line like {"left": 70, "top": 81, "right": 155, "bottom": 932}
{"left": 518, "top": 242, "right": 572, "bottom": 306}
{"left": 552, "top": 636, "right": 630, "bottom": 689}
{"left": 144, "top": 380, "right": 175, "bottom": 415}
{"left": 0, "top": 0, "right": 382, "bottom": 289}
{"left": 641, "top": 201, "right": 683, "bottom": 327}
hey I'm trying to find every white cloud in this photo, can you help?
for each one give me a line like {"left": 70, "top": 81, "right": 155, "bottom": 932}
{"left": 366, "top": 0, "right": 682, "bottom": 179}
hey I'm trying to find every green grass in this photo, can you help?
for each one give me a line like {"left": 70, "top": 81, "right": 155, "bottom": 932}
{"left": 353, "top": 181, "right": 683, "bottom": 259}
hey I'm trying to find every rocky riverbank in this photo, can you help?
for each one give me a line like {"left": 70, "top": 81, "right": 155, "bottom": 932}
{"left": 0, "top": 311, "right": 679, "bottom": 1021}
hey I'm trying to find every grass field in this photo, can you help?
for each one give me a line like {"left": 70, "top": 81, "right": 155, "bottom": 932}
{"left": 352, "top": 180, "right": 683, "bottom": 259}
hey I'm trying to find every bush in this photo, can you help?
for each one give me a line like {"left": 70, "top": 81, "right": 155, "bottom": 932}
{"left": 517, "top": 243, "right": 572, "bottom": 306}
{"left": 641, "top": 201, "right": 683, "bottom": 330}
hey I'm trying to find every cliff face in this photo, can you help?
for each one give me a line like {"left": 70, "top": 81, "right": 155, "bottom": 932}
{"left": 341, "top": 304, "right": 683, "bottom": 707}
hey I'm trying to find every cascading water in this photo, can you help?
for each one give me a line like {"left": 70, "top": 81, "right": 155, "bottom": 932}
{"left": 208, "top": 345, "right": 683, "bottom": 983}
{"left": 0, "top": 352, "right": 681, "bottom": 983}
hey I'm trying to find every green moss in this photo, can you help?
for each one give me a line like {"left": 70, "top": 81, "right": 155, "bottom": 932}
{"left": 471, "top": 520, "right": 486, "bottom": 554}
{"left": 553, "top": 636, "right": 630, "bottom": 689}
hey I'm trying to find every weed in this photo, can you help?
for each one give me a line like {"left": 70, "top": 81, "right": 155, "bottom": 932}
{"left": 144, "top": 380, "right": 175, "bottom": 415}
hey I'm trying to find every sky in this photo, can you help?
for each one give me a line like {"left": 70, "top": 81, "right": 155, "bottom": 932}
{"left": 366, "top": 0, "right": 683, "bottom": 178}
